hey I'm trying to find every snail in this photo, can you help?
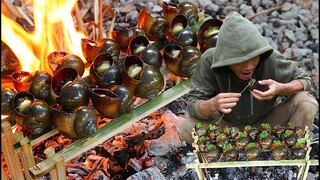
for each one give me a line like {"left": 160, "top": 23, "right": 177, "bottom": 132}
{"left": 51, "top": 104, "right": 98, "bottom": 139}
{"left": 11, "top": 71, "right": 32, "bottom": 92}
{"left": 13, "top": 91, "right": 52, "bottom": 134}
{"left": 1, "top": 87, "right": 17, "bottom": 115}
{"left": 163, "top": 43, "right": 201, "bottom": 77}
{"left": 137, "top": 9, "right": 169, "bottom": 41}
{"left": 89, "top": 85, "right": 134, "bottom": 119}
{"left": 50, "top": 67, "right": 89, "bottom": 112}
{"left": 121, "top": 55, "right": 164, "bottom": 99}
{"left": 89, "top": 53, "right": 122, "bottom": 88}
{"left": 29, "top": 70, "right": 52, "bottom": 100}
{"left": 47, "top": 51, "right": 85, "bottom": 77}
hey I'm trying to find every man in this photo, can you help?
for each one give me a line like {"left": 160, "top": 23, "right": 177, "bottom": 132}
{"left": 179, "top": 11, "right": 318, "bottom": 144}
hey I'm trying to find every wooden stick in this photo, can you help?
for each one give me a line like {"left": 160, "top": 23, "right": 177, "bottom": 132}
{"left": 246, "top": 5, "right": 283, "bottom": 20}
{"left": 20, "top": 137, "right": 36, "bottom": 179}
{"left": 74, "top": 2, "right": 88, "bottom": 36}
{"left": 44, "top": 147, "right": 58, "bottom": 180}
{"left": 99, "top": 0, "right": 105, "bottom": 39}
{"left": 55, "top": 155, "right": 66, "bottom": 179}
{"left": 16, "top": 6, "right": 34, "bottom": 26}
{"left": 1, "top": 121, "right": 24, "bottom": 179}
{"left": 13, "top": 131, "right": 32, "bottom": 180}
{"left": 2, "top": 1, "right": 21, "bottom": 19}
{"left": 94, "top": 0, "right": 99, "bottom": 40}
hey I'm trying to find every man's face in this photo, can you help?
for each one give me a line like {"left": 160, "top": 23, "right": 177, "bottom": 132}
{"left": 229, "top": 56, "right": 260, "bottom": 80}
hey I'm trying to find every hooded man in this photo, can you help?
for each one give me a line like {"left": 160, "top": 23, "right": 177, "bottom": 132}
{"left": 179, "top": 11, "right": 318, "bottom": 144}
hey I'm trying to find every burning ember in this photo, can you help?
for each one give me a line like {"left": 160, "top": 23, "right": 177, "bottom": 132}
{"left": 1, "top": 0, "right": 86, "bottom": 74}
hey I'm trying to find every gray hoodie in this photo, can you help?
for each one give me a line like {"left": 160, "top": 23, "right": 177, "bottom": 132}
{"left": 187, "top": 12, "right": 312, "bottom": 125}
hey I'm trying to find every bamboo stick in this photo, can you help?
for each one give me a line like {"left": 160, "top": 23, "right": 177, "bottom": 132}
{"left": 29, "top": 78, "right": 192, "bottom": 178}
{"left": 1, "top": 121, "right": 24, "bottom": 179}
{"left": 55, "top": 155, "right": 66, "bottom": 179}
{"left": 186, "top": 159, "right": 319, "bottom": 169}
{"left": 44, "top": 147, "right": 58, "bottom": 180}
{"left": 14, "top": 131, "right": 32, "bottom": 180}
{"left": 13, "top": 128, "right": 59, "bottom": 154}
{"left": 20, "top": 137, "right": 36, "bottom": 179}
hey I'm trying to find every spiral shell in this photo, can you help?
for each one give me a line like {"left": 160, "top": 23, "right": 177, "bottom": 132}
{"left": 51, "top": 104, "right": 98, "bottom": 139}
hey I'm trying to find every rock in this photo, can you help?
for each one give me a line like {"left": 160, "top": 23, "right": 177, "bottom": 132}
{"left": 144, "top": 126, "right": 186, "bottom": 156}
{"left": 126, "top": 167, "right": 166, "bottom": 180}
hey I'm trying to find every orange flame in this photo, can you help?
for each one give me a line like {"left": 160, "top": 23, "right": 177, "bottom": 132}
{"left": 1, "top": 0, "right": 86, "bottom": 74}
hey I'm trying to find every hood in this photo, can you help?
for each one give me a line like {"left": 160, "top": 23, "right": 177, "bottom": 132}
{"left": 211, "top": 12, "right": 273, "bottom": 69}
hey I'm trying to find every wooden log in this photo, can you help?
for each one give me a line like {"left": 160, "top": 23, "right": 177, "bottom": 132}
{"left": 44, "top": 147, "right": 58, "bottom": 180}
{"left": 29, "top": 78, "right": 191, "bottom": 178}
{"left": 1, "top": 121, "right": 24, "bottom": 179}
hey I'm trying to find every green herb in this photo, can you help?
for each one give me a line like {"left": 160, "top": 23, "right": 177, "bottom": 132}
{"left": 223, "top": 143, "right": 232, "bottom": 151}
{"left": 198, "top": 136, "right": 205, "bottom": 142}
{"left": 195, "top": 122, "right": 202, "bottom": 129}
{"left": 244, "top": 125, "right": 251, "bottom": 132}
{"left": 247, "top": 142, "right": 255, "bottom": 148}
{"left": 208, "top": 124, "right": 217, "bottom": 131}
{"left": 207, "top": 144, "right": 214, "bottom": 150}
{"left": 259, "top": 131, "right": 268, "bottom": 139}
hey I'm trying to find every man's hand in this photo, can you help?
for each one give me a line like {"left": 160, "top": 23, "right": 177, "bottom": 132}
{"left": 210, "top": 93, "right": 241, "bottom": 114}
{"left": 250, "top": 79, "right": 281, "bottom": 100}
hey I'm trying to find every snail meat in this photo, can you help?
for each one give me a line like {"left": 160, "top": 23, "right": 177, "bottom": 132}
{"left": 127, "top": 64, "right": 142, "bottom": 79}
{"left": 172, "top": 23, "right": 184, "bottom": 35}
{"left": 16, "top": 97, "right": 32, "bottom": 114}
{"left": 170, "top": 49, "right": 180, "bottom": 58}
{"left": 204, "top": 26, "right": 219, "bottom": 38}
{"left": 18, "top": 75, "right": 31, "bottom": 83}
{"left": 96, "top": 60, "right": 111, "bottom": 76}
{"left": 133, "top": 44, "right": 147, "bottom": 54}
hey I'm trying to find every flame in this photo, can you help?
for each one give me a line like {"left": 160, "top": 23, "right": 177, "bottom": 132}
{"left": 1, "top": 0, "right": 86, "bottom": 74}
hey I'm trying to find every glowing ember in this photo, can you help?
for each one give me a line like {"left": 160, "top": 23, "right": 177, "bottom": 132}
{"left": 1, "top": 0, "right": 87, "bottom": 74}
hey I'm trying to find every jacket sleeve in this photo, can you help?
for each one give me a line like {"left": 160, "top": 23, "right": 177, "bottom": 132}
{"left": 269, "top": 51, "right": 312, "bottom": 91}
{"left": 187, "top": 49, "right": 219, "bottom": 120}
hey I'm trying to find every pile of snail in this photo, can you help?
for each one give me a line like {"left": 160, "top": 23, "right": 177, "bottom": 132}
{"left": 1, "top": 1, "right": 223, "bottom": 139}
{"left": 194, "top": 122, "right": 309, "bottom": 162}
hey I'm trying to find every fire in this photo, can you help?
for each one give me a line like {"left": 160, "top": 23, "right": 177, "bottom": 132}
{"left": 1, "top": 0, "right": 87, "bottom": 74}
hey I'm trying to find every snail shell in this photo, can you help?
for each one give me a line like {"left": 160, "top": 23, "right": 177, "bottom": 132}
{"left": 138, "top": 9, "right": 169, "bottom": 41}
{"left": 89, "top": 53, "right": 122, "bottom": 88}
{"left": 1, "top": 88, "right": 17, "bottom": 115}
{"left": 12, "top": 92, "right": 52, "bottom": 134}
{"left": 30, "top": 70, "right": 52, "bottom": 100}
{"left": 47, "top": 51, "right": 85, "bottom": 77}
{"left": 128, "top": 35, "right": 163, "bottom": 68}
{"left": 51, "top": 104, "right": 98, "bottom": 139}
{"left": 89, "top": 85, "right": 134, "bottom": 119}
{"left": 50, "top": 67, "right": 89, "bottom": 112}
{"left": 11, "top": 71, "right": 32, "bottom": 92}
{"left": 198, "top": 19, "right": 223, "bottom": 53}
{"left": 178, "top": 1, "right": 199, "bottom": 26}
{"left": 164, "top": 43, "right": 201, "bottom": 77}
{"left": 110, "top": 27, "right": 145, "bottom": 52}
{"left": 121, "top": 55, "right": 164, "bottom": 99}
{"left": 166, "top": 14, "right": 198, "bottom": 47}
